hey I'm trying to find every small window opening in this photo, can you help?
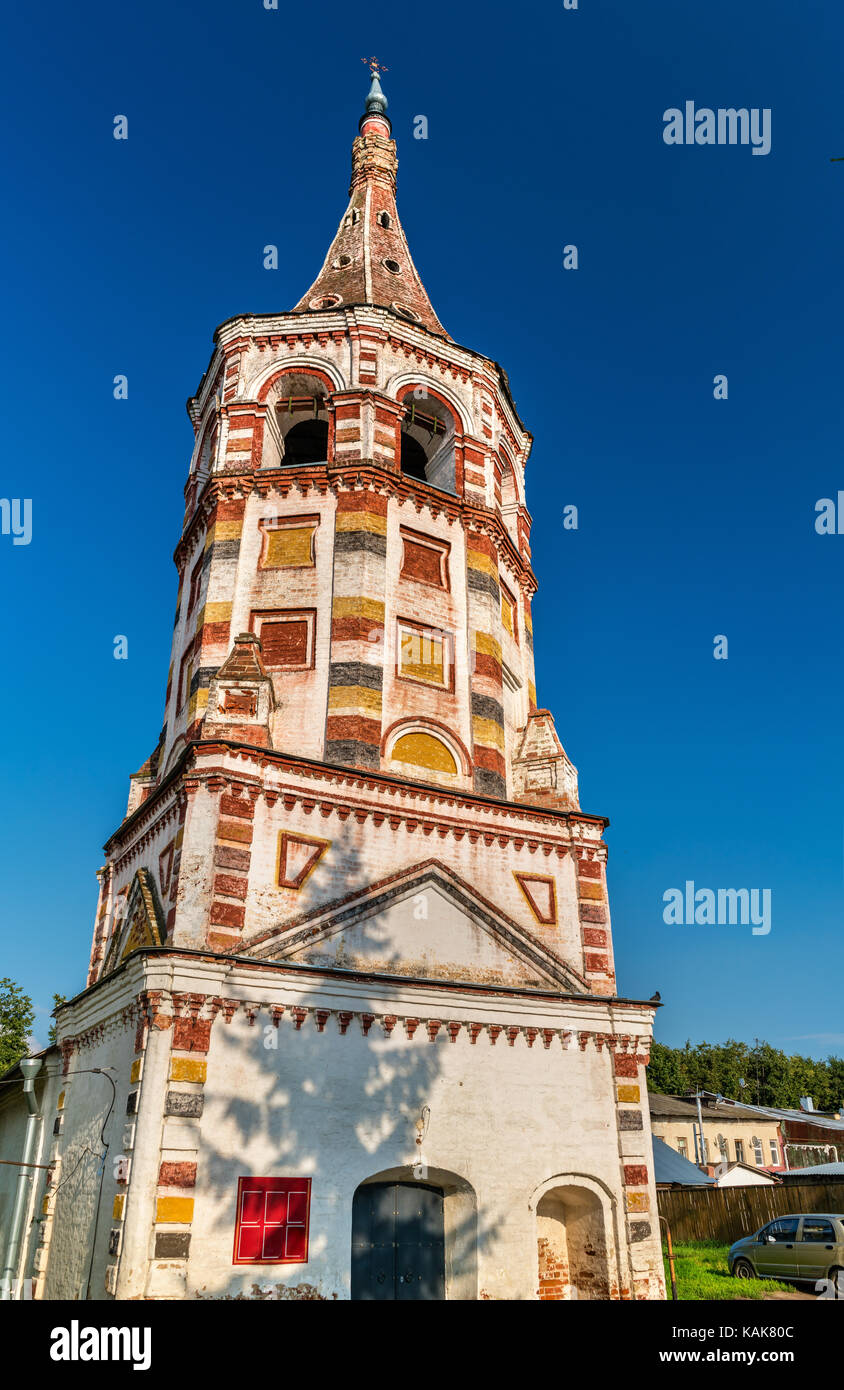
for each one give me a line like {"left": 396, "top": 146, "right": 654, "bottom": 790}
{"left": 377, "top": 211, "right": 392, "bottom": 229}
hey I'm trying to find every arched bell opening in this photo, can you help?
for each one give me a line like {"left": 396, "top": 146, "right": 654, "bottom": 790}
{"left": 263, "top": 371, "right": 333, "bottom": 468}
{"left": 398, "top": 391, "right": 458, "bottom": 494}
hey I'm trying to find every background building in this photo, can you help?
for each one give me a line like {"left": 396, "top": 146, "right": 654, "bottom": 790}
{"left": 649, "top": 1093, "right": 784, "bottom": 1174}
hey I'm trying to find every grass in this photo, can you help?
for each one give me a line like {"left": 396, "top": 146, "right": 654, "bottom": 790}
{"left": 663, "top": 1240, "right": 796, "bottom": 1301}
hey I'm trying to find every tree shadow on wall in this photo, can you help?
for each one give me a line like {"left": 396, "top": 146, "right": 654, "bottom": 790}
{"left": 191, "top": 829, "right": 508, "bottom": 1300}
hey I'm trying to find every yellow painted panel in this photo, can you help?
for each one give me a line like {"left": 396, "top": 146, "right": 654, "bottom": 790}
{"left": 392, "top": 733, "right": 458, "bottom": 775}
{"left": 113, "top": 1195, "right": 125, "bottom": 1220}
{"left": 332, "top": 595, "right": 385, "bottom": 623}
{"left": 617, "top": 1084, "right": 641, "bottom": 1104}
{"left": 528, "top": 681, "right": 537, "bottom": 707}
{"left": 472, "top": 716, "right": 506, "bottom": 752}
{"left": 625, "top": 1191, "right": 650, "bottom": 1213}
{"left": 57, "top": 1091, "right": 65, "bottom": 1111}
{"left": 335, "top": 510, "right": 387, "bottom": 536}
{"left": 156, "top": 1196, "right": 195, "bottom": 1224}
{"left": 129, "top": 1059, "right": 142, "bottom": 1084}
{"left": 170, "top": 1057, "right": 207, "bottom": 1083}
{"left": 327, "top": 685, "right": 383, "bottom": 713}
{"left": 501, "top": 594, "right": 515, "bottom": 636}
{"left": 264, "top": 526, "right": 315, "bottom": 568}
{"left": 399, "top": 629, "right": 446, "bottom": 687}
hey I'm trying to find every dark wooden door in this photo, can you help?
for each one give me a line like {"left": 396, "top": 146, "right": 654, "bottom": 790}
{"left": 351, "top": 1181, "right": 445, "bottom": 1300}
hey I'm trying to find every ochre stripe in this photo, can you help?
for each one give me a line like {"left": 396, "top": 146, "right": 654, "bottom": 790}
{"left": 467, "top": 548, "right": 498, "bottom": 581}
{"left": 187, "top": 689, "right": 209, "bottom": 721}
{"left": 335, "top": 510, "right": 388, "bottom": 536}
{"left": 196, "top": 601, "right": 232, "bottom": 628}
{"left": 474, "top": 631, "right": 502, "bottom": 663}
{"left": 327, "top": 685, "right": 383, "bottom": 712}
{"left": 332, "top": 596, "right": 385, "bottom": 622}
{"left": 472, "top": 716, "right": 506, "bottom": 751}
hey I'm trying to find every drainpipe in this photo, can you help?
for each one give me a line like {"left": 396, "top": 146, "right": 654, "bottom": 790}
{"left": 0, "top": 1056, "right": 44, "bottom": 1300}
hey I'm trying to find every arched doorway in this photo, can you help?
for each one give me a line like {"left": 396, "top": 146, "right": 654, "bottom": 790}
{"left": 351, "top": 1180, "right": 445, "bottom": 1300}
{"left": 536, "top": 1184, "right": 611, "bottom": 1300}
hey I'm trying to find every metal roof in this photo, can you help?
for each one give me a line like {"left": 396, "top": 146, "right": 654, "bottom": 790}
{"left": 651, "top": 1135, "right": 715, "bottom": 1187}
{"left": 648, "top": 1092, "right": 768, "bottom": 1123}
{"left": 782, "top": 1162, "right": 844, "bottom": 1177}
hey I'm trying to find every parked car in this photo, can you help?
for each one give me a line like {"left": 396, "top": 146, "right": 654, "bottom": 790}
{"left": 729, "top": 1214, "right": 844, "bottom": 1284}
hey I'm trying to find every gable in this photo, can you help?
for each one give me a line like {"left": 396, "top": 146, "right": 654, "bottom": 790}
{"left": 102, "top": 868, "right": 166, "bottom": 975}
{"left": 248, "top": 862, "right": 586, "bottom": 993}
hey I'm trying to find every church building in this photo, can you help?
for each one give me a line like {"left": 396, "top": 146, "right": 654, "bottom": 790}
{"left": 23, "top": 69, "right": 666, "bottom": 1301}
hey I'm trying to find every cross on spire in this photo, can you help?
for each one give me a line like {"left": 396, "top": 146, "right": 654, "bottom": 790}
{"left": 362, "top": 56, "right": 388, "bottom": 77}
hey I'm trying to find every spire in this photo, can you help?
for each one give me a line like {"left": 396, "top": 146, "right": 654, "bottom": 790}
{"left": 362, "top": 61, "right": 389, "bottom": 123}
{"left": 292, "top": 66, "right": 450, "bottom": 339}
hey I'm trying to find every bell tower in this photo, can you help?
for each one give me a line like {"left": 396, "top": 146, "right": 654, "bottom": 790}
{"left": 43, "top": 68, "right": 665, "bottom": 1305}
{"left": 89, "top": 62, "right": 597, "bottom": 980}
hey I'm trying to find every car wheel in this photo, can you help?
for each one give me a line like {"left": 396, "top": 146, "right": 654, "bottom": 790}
{"left": 829, "top": 1267, "right": 844, "bottom": 1299}
{"left": 733, "top": 1259, "right": 756, "bottom": 1280}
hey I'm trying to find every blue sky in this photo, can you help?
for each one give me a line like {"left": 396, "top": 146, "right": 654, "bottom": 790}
{"left": 2, "top": 0, "right": 842, "bottom": 1058}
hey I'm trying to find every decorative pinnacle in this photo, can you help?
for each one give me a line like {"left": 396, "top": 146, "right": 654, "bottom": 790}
{"left": 361, "top": 56, "right": 389, "bottom": 117}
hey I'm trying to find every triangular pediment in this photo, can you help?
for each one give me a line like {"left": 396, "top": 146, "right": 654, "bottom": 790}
{"left": 102, "top": 868, "right": 166, "bottom": 975}
{"left": 245, "top": 862, "right": 587, "bottom": 993}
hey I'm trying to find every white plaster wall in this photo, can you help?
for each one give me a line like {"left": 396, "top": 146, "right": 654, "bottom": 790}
{"left": 42, "top": 1012, "right": 137, "bottom": 1301}
{"left": 185, "top": 1004, "right": 630, "bottom": 1300}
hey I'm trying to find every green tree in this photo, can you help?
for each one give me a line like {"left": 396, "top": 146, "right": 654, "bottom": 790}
{"left": 647, "top": 1036, "right": 844, "bottom": 1110}
{"left": 0, "top": 978, "right": 35, "bottom": 1075}
{"left": 48, "top": 994, "right": 67, "bottom": 1046}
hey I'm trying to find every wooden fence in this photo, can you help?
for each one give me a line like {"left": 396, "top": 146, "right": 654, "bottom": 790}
{"left": 657, "top": 1178, "right": 844, "bottom": 1245}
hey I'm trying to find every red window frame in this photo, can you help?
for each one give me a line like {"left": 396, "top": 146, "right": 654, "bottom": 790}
{"left": 233, "top": 1177, "right": 311, "bottom": 1264}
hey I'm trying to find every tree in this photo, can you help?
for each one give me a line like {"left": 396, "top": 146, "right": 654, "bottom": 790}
{"left": 647, "top": 1036, "right": 844, "bottom": 1110}
{"left": 0, "top": 978, "right": 35, "bottom": 1075}
{"left": 48, "top": 994, "right": 67, "bottom": 1046}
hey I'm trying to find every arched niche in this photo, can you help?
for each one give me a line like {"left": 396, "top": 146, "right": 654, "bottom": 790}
{"left": 531, "top": 1174, "right": 623, "bottom": 1301}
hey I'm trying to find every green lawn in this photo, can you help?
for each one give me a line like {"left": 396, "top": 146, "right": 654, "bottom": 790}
{"left": 663, "top": 1240, "right": 796, "bottom": 1301}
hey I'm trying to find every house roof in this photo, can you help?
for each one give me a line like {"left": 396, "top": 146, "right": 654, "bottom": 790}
{"left": 714, "top": 1161, "right": 778, "bottom": 1182}
{"left": 651, "top": 1135, "right": 715, "bottom": 1187}
{"left": 782, "top": 1162, "right": 844, "bottom": 1178}
{"left": 648, "top": 1092, "right": 766, "bottom": 1123}
{"left": 712, "top": 1100, "right": 844, "bottom": 1133}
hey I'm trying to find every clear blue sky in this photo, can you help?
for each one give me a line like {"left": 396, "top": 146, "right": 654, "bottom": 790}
{"left": 2, "top": 0, "right": 842, "bottom": 1056}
